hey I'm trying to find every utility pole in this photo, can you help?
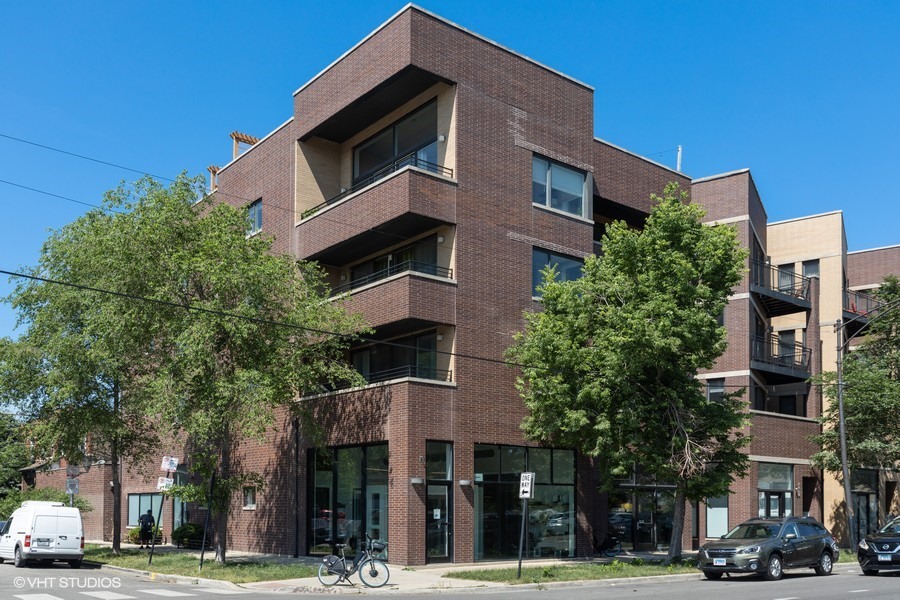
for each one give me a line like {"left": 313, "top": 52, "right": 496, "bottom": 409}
{"left": 834, "top": 297, "right": 900, "bottom": 549}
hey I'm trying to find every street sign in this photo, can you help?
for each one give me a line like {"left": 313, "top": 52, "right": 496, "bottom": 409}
{"left": 157, "top": 477, "right": 174, "bottom": 491}
{"left": 66, "top": 465, "right": 80, "bottom": 478}
{"left": 160, "top": 456, "right": 179, "bottom": 471}
{"left": 519, "top": 472, "right": 534, "bottom": 499}
{"left": 65, "top": 478, "right": 79, "bottom": 495}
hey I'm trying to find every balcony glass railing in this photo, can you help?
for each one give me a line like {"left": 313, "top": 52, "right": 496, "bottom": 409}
{"left": 331, "top": 260, "right": 452, "bottom": 296}
{"left": 844, "top": 289, "right": 882, "bottom": 315}
{"left": 751, "top": 334, "right": 811, "bottom": 371}
{"left": 750, "top": 260, "right": 810, "bottom": 300}
{"left": 301, "top": 153, "right": 454, "bottom": 219}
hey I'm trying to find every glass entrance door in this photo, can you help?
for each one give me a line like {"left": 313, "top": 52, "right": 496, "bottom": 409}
{"left": 427, "top": 485, "right": 451, "bottom": 562}
{"left": 760, "top": 491, "right": 788, "bottom": 518}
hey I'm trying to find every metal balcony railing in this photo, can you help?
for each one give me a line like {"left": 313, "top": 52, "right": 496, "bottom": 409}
{"left": 301, "top": 153, "right": 454, "bottom": 219}
{"left": 844, "top": 289, "right": 882, "bottom": 315}
{"left": 750, "top": 260, "right": 811, "bottom": 300}
{"left": 331, "top": 261, "right": 452, "bottom": 296}
{"left": 364, "top": 365, "right": 452, "bottom": 384}
{"left": 751, "top": 334, "right": 811, "bottom": 371}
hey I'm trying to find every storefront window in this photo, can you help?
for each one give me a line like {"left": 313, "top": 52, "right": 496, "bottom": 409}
{"left": 758, "top": 462, "right": 793, "bottom": 518}
{"left": 309, "top": 444, "right": 388, "bottom": 557}
{"left": 474, "top": 444, "right": 575, "bottom": 560}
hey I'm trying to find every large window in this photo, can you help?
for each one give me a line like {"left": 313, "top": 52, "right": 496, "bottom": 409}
{"left": 309, "top": 444, "right": 388, "bottom": 557}
{"left": 532, "top": 156, "right": 587, "bottom": 218}
{"left": 353, "top": 101, "right": 438, "bottom": 183}
{"left": 128, "top": 493, "right": 163, "bottom": 527}
{"left": 352, "top": 331, "right": 443, "bottom": 383}
{"left": 339, "top": 236, "right": 442, "bottom": 294}
{"left": 706, "top": 379, "right": 725, "bottom": 403}
{"left": 758, "top": 463, "right": 793, "bottom": 518}
{"left": 474, "top": 444, "right": 575, "bottom": 560}
{"left": 532, "top": 248, "right": 583, "bottom": 295}
{"left": 706, "top": 496, "right": 728, "bottom": 537}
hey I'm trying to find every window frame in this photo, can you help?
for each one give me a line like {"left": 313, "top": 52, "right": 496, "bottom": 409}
{"left": 352, "top": 99, "right": 438, "bottom": 183}
{"left": 531, "top": 155, "right": 588, "bottom": 219}
{"left": 242, "top": 486, "right": 257, "bottom": 510}
{"left": 532, "top": 247, "right": 584, "bottom": 296}
{"left": 247, "top": 199, "right": 263, "bottom": 235}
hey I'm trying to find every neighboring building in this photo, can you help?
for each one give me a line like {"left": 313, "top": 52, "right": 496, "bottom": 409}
{"left": 24, "top": 5, "right": 899, "bottom": 559}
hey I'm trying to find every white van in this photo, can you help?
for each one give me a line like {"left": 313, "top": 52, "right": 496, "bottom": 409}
{"left": 0, "top": 501, "right": 84, "bottom": 568}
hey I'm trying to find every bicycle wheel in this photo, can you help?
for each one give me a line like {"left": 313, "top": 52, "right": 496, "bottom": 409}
{"left": 603, "top": 541, "right": 622, "bottom": 557}
{"left": 358, "top": 558, "right": 390, "bottom": 587}
{"left": 317, "top": 562, "right": 342, "bottom": 586}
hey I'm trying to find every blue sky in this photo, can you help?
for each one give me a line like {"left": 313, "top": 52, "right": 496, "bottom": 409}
{"left": 1, "top": 1, "right": 898, "bottom": 339}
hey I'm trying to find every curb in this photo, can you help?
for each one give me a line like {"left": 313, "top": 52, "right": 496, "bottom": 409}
{"left": 88, "top": 562, "right": 241, "bottom": 590}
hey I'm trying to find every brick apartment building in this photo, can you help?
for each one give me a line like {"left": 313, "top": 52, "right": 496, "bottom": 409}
{"left": 27, "top": 5, "right": 899, "bottom": 560}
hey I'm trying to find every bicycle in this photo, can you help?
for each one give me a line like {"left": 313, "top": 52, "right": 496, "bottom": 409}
{"left": 317, "top": 532, "right": 390, "bottom": 588}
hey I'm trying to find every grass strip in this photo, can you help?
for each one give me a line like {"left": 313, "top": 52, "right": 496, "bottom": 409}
{"left": 84, "top": 546, "right": 318, "bottom": 583}
{"left": 444, "top": 559, "right": 697, "bottom": 585}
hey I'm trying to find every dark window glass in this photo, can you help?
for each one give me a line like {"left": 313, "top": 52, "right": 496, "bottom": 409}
{"left": 354, "top": 130, "right": 393, "bottom": 180}
{"left": 247, "top": 199, "right": 262, "bottom": 235}
{"left": 802, "top": 260, "right": 819, "bottom": 279}
{"left": 707, "top": 378, "right": 725, "bottom": 403}
{"left": 475, "top": 444, "right": 499, "bottom": 482}
{"left": 532, "top": 248, "right": 584, "bottom": 295}
{"left": 395, "top": 102, "right": 437, "bottom": 157}
{"left": 353, "top": 101, "right": 438, "bottom": 182}
{"left": 529, "top": 448, "right": 552, "bottom": 484}
{"left": 501, "top": 446, "right": 525, "bottom": 482}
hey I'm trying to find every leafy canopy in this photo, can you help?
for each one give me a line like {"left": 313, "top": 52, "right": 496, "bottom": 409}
{"left": 811, "top": 275, "right": 900, "bottom": 472}
{"left": 508, "top": 182, "right": 749, "bottom": 500}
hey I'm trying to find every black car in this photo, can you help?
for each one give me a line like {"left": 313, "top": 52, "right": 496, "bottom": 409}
{"left": 697, "top": 516, "right": 837, "bottom": 581}
{"left": 858, "top": 516, "right": 900, "bottom": 575}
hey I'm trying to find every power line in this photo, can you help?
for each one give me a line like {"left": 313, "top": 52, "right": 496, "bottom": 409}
{"left": 0, "top": 131, "right": 414, "bottom": 246}
{"left": 0, "top": 179, "right": 125, "bottom": 214}
{"left": 0, "top": 267, "right": 520, "bottom": 370}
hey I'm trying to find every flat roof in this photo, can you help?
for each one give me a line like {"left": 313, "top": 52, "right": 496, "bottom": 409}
{"left": 593, "top": 137, "right": 687, "bottom": 177}
{"left": 691, "top": 168, "right": 750, "bottom": 184}
{"left": 768, "top": 210, "right": 843, "bottom": 227}
{"left": 848, "top": 243, "right": 900, "bottom": 255}
{"left": 217, "top": 117, "right": 293, "bottom": 175}
{"left": 292, "top": 3, "right": 594, "bottom": 97}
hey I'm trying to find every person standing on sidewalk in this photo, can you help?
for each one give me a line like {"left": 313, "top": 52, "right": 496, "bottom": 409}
{"left": 138, "top": 509, "right": 155, "bottom": 549}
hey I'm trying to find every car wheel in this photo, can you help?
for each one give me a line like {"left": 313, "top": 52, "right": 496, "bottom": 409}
{"left": 764, "top": 554, "right": 783, "bottom": 581}
{"left": 862, "top": 568, "right": 879, "bottom": 576}
{"left": 703, "top": 571, "right": 723, "bottom": 580}
{"left": 814, "top": 551, "right": 832, "bottom": 575}
{"left": 13, "top": 546, "right": 25, "bottom": 568}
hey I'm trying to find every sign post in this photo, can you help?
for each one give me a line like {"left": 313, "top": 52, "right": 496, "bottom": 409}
{"left": 66, "top": 465, "right": 80, "bottom": 507}
{"left": 517, "top": 472, "right": 534, "bottom": 579}
{"left": 149, "top": 456, "right": 179, "bottom": 566}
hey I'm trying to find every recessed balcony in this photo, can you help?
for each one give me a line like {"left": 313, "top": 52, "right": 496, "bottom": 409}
{"left": 843, "top": 289, "right": 882, "bottom": 339}
{"left": 750, "top": 334, "right": 811, "bottom": 381}
{"left": 296, "top": 166, "right": 457, "bottom": 265}
{"left": 332, "top": 271, "right": 456, "bottom": 332}
{"left": 749, "top": 260, "right": 812, "bottom": 317}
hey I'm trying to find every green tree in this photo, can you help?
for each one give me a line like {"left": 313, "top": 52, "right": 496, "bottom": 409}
{"left": 0, "top": 412, "right": 28, "bottom": 497}
{"left": 1, "top": 175, "right": 366, "bottom": 563}
{"left": 0, "top": 185, "right": 167, "bottom": 554}
{"left": 111, "top": 176, "right": 367, "bottom": 563}
{"left": 811, "top": 276, "right": 900, "bottom": 473}
{"left": 0, "top": 487, "right": 92, "bottom": 521}
{"left": 508, "top": 183, "right": 749, "bottom": 561}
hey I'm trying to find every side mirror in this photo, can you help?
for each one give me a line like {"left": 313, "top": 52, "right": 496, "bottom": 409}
{"left": 783, "top": 532, "right": 797, "bottom": 540}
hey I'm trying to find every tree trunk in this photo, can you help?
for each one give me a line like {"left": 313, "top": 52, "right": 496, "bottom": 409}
{"left": 110, "top": 383, "right": 121, "bottom": 555}
{"left": 214, "top": 427, "right": 230, "bottom": 564}
{"left": 666, "top": 484, "right": 687, "bottom": 563}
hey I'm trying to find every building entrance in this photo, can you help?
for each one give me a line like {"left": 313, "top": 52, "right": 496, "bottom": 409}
{"left": 426, "top": 484, "right": 452, "bottom": 562}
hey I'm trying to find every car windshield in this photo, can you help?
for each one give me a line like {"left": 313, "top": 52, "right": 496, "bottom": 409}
{"left": 723, "top": 523, "right": 780, "bottom": 539}
{"left": 878, "top": 517, "right": 900, "bottom": 534}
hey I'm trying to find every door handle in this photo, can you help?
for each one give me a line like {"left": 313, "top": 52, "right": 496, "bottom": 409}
{"left": 60, "top": 536, "right": 67, "bottom": 540}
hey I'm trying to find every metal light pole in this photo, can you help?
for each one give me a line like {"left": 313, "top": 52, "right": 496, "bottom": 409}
{"left": 834, "top": 297, "right": 900, "bottom": 550}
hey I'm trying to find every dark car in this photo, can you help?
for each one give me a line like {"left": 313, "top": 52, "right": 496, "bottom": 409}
{"left": 858, "top": 515, "right": 900, "bottom": 575}
{"left": 697, "top": 516, "right": 837, "bottom": 581}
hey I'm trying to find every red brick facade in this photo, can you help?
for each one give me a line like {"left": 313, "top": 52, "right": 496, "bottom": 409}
{"left": 25, "top": 6, "right": 898, "bottom": 561}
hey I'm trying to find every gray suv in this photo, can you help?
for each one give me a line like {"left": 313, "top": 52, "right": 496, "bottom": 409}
{"left": 697, "top": 516, "right": 837, "bottom": 581}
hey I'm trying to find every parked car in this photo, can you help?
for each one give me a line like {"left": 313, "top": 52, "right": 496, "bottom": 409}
{"left": 697, "top": 516, "right": 837, "bottom": 581}
{"left": 0, "top": 501, "right": 84, "bottom": 568}
{"left": 858, "top": 515, "right": 900, "bottom": 575}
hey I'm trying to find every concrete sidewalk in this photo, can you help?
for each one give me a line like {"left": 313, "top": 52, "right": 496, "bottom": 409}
{"left": 88, "top": 542, "right": 698, "bottom": 595}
